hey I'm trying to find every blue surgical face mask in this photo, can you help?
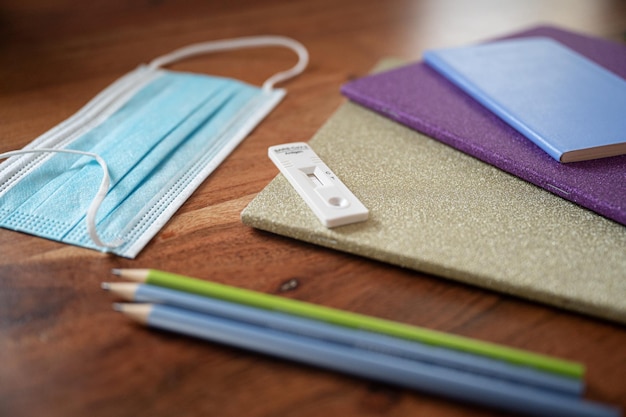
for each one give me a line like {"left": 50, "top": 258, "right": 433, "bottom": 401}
{"left": 0, "top": 36, "right": 308, "bottom": 258}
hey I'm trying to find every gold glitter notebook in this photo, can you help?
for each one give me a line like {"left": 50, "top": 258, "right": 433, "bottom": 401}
{"left": 241, "top": 61, "right": 626, "bottom": 324}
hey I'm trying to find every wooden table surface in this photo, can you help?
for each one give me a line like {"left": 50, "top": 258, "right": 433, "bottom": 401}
{"left": 1, "top": 1, "right": 625, "bottom": 416}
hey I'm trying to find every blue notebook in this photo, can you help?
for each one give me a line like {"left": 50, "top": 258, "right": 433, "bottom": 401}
{"left": 423, "top": 37, "right": 626, "bottom": 163}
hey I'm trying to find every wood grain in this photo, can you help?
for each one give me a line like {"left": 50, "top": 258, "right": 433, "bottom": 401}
{"left": 1, "top": 1, "right": 625, "bottom": 416}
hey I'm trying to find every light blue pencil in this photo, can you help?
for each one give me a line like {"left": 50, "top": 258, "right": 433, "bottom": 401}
{"left": 103, "top": 282, "right": 582, "bottom": 395}
{"left": 113, "top": 303, "right": 620, "bottom": 417}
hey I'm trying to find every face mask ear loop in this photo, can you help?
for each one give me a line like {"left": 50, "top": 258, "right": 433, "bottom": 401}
{"left": 146, "top": 35, "right": 309, "bottom": 93}
{"left": 0, "top": 149, "right": 124, "bottom": 251}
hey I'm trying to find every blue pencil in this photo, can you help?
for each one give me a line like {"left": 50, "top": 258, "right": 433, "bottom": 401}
{"left": 103, "top": 282, "right": 582, "bottom": 395}
{"left": 114, "top": 303, "right": 620, "bottom": 417}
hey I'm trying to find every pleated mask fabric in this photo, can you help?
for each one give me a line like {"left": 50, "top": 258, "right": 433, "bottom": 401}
{"left": 0, "top": 36, "right": 308, "bottom": 258}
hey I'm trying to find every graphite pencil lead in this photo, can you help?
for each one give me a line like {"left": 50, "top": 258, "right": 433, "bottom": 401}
{"left": 103, "top": 282, "right": 139, "bottom": 300}
{"left": 111, "top": 268, "right": 150, "bottom": 282}
{"left": 113, "top": 303, "right": 152, "bottom": 324}
{"left": 101, "top": 282, "right": 111, "bottom": 290}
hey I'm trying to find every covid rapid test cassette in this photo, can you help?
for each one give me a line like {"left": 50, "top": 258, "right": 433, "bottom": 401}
{"left": 268, "top": 142, "right": 368, "bottom": 227}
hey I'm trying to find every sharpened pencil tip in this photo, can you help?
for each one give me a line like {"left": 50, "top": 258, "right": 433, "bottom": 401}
{"left": 111, "top": 268, "right": 122, "bottom": 276}
{"left": 101, "top": 282, "right": 111, "bottom": 290}
{"left": 113, "top": 303, "right": 124, "bottom": 312}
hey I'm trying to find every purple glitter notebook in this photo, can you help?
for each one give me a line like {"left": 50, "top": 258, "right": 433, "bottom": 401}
{"left": 341, "top": 26, "right": 626, "bottom": 226}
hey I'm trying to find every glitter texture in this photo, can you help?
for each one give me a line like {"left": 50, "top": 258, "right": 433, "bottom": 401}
{"left": 241, "top": 63, "right": 626, "bottom": 324}
{"left": 341, "top": 25, "right": 626, "bottom": 226}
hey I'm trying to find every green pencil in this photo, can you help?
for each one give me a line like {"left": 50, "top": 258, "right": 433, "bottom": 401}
{"left": 112, "top": 268, "right": 584, "bottom": 379}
